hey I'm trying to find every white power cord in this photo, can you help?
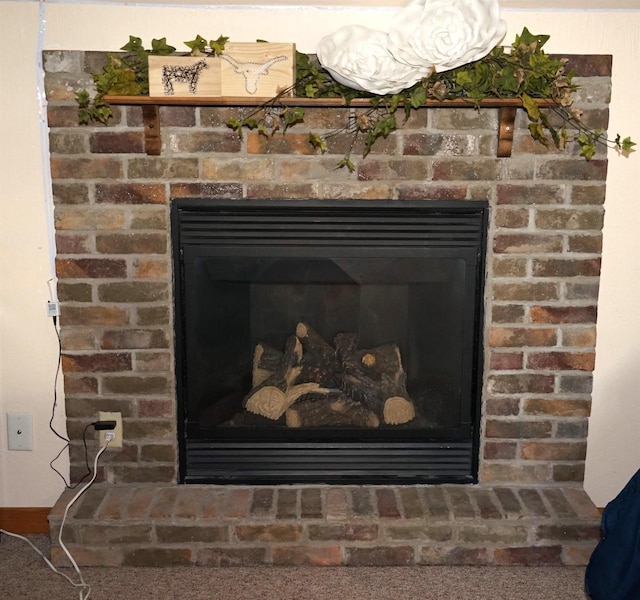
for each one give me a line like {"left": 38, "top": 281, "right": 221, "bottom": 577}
{"left": 1, "top": 440, "right": 110, "bottom": 600}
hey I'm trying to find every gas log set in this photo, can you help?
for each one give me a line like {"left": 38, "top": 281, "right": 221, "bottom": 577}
{"left": 236, "top": 322, "right": 417, "bottom": 429}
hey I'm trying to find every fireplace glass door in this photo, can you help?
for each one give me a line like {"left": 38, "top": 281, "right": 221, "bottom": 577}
{"left": 172, "top": 199, "right": 487, "bottom": 484}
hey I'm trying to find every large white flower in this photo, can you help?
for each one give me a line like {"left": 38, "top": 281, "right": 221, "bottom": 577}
{"left": 388, "top": 0, "right": 507, "bottom": 73}
{"left": 316, "top": 25, "right": 425, "bottom": 95}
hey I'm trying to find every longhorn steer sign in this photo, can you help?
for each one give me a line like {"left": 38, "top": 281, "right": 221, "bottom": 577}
{"left": 219, "top": 42, "right": 295, "bottom": 97}
{"left": 220, "top": 54, "right": 288, "bottom": 94}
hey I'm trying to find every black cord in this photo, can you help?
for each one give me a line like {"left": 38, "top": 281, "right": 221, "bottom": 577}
{"left": 48, "top": 314, "right": 94, "bottom": 489}
{"left": 49, "top": 424, "right": 94, "bottom": 490}
{"left": 49, "top": 315, "right": 69, "bottom": 445}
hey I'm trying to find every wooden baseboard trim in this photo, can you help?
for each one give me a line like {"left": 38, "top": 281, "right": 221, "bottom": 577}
{"left": 0, "top": 507, "right": 50, "bottom": 535}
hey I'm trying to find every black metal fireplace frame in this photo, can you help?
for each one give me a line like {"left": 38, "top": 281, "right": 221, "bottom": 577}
{"left": 171, "top": 199, "right": 487, "bottom": 485}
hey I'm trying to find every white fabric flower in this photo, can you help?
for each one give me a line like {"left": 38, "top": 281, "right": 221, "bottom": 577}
{"left": 388, "top": 0, "right": 507, "bottom": 73}
{"left": 316, "top": 25, "right": 424, "bottom": 95}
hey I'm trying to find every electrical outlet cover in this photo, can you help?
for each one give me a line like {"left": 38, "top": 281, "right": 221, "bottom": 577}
{"left": 98, "top": 411, "right": 123, "bottom": 448}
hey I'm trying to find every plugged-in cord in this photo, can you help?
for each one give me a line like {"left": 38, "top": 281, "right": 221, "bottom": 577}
{"left": 1, "top": 439, "right": 110, "bottom": 600}
{"left": 56, "top": 440, "right": 110, "bottom": 600}
{"left": 48, "top": 311, "right": 67, "bottom": 446}
{"left": 51, "top": 423, "right": 95, "bottom": 490}
{"left": 47, "top": 309, "right": 96, "bottom": 489}
{"left": 2, "top": 281, "right": 114, "bottom": 598}
{"left": 47, "top": 310, "right": 74, "bottom": 487}
{"left": 0, "top": 529, "right": 88, "bottom": 594}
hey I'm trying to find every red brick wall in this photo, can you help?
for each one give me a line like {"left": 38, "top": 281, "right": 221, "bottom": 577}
{"left": 44, "top": 51, "right": 611, "bottom": 486}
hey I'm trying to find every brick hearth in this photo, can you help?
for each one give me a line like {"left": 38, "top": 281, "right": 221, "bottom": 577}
{"left": 44, "top": 51, "right": 610, "bottom": 566}
{"left": 49, "top": 484, "right": 600, "bottom": 567}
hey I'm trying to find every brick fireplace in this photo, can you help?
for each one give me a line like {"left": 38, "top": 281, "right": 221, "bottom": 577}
{"left": 45, "top": 51, "right": 607, "bottom": 566}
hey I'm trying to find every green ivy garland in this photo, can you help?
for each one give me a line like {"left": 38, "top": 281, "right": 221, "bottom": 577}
{"left": 77, "top": 29, "right": 635, "bottom": 170}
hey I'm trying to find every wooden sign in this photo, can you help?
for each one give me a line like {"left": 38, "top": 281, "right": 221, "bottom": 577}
{"left": 220, "top": 43, "right": 296, "bottom": 97}
{"left": 147, "top": 43, "right": 296, "bottom": 98}
{"left": 148, "top": 56, "right": 221, "bottom": 97}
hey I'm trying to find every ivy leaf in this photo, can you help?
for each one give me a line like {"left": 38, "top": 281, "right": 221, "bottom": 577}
{"left": 226, "top": 118, "right": 243, "bottom": 138}
{"left": 496, "top": 66, "right": 521, "bottom": 94}
{"left": 184, "top": 35, "right": 208, "bottom": 55}
{"left": 94, "top": 105, "right": 113, "bottom": 124}
{"left": 296, "top": 52, "right": 311, "bottom": 70}
{"left": 559, "top": 126, "right": 569, "bottom": 150}
{"left": 308, "top": 133, "right": 327, "bottom": 153}
{"left": 410, "top": 86, "right": 427, "bottom": 109}
{"left": 528, "top": 122, "right": 549, "bottom": 146}
{"left": 548, "top": 125, "right": 560, "bottom": 148}
{"left": 109, "top": 81, "right": 143, "bottom": 95}
{"left": 362, "top": 114, "right": 397, "bottom": 158}
{"left": 283, "top": 106, "right": 305, "bottom": 131}
{"left": 106, "top": 68, "right": 143, "bottom": 95}
{"left": 620, "top": 136, "right": 636, "bottom": 153}
{"left": 337, "top": 157, "right": 356, "bottom": 173}
{"left": 209, "top": 35, "right": 229, "bottom": 55}
{"left": 372, "top": 114, "right": 397, "bottom": 137}
{"left": 77, "top": 109, "right": 90, "bottom": 125}
{"left": 76, "top": 89, "right": 90, "bottom": 108}
{"left": 77, "top": 89, "right": 113, "bottom": 125}
{"left": 304, "top": 83, "right": 319, "bottom": 98}
{"left": 455, "top": 70, "right": 474, "bottom": 88}
{"left": 515, "top": 27, "right": 550, "bottom": 52}
{"left": 521, "top": 93, "right": 541, "bottom": 121}
{"left": 243, "top": 118, "right": 259, "bottom": 130}
{"left": 473, "top": 62, "right": 492, "bottom": 93}
{"left": 579, "top": 142, "right": 597, "bottom": 160}
{"left": 578, "top": 133, "right": 596, "bottom": 159}
{"left": 386, "top": 94, "right": 400, "bottom": 113}
{"left": 120, "top": 36, "right": 144, "bottom": 53}
{"left": 341, "top": 88, "right": 362, "bottom": 105}
{"left": 150, "top": 38, "right": 176, "bottom": 56}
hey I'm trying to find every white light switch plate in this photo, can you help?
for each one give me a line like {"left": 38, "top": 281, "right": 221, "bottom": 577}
{"left": 7, "top": 412, "right": 34, "bottom": 451}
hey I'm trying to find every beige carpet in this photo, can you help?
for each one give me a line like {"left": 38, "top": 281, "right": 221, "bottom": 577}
{"left": 0, "top": 534, "right": 590, "bottom": 600}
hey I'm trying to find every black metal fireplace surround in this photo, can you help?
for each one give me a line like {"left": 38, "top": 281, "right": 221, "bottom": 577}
{"left": 172, "top": 199, "right": 487, "bottom": 484}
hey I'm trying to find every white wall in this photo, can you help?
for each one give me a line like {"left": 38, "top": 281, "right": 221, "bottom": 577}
{"left": 1, "top": 0, "right": 638, "bottom": 508}
{"left": 0, "top": 1, "right": 70, "bottom": 508}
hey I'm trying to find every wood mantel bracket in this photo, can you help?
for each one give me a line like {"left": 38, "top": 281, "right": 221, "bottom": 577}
{"left": 105, "top": 96, "right": 544, "bottom": 158}
{"left": 142, "top": 105, "right": 161, "bottom": 156}
{"left": 497, "top": 106, "right": 518, "bottom": 158}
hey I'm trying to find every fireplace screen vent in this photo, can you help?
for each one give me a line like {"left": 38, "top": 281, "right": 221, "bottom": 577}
{"left": 172, "top": 199, "right": 487, "bottom": 484}
{"left": 177, "top": 206, "right": 485, "bottom": 248}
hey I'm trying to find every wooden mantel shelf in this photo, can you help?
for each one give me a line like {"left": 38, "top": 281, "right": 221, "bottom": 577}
{"left": 104, "top": 95, "right": 555, "bottom": 158}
